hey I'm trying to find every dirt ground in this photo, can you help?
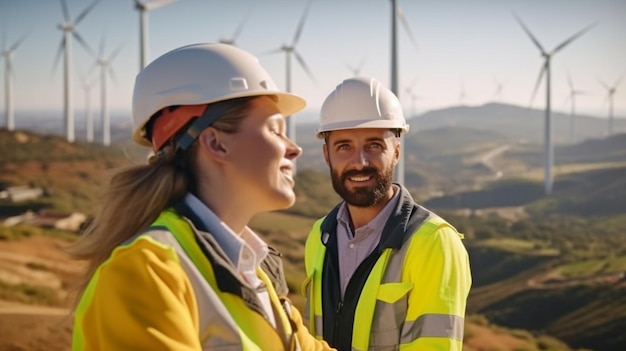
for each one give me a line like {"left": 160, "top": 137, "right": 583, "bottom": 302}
{"left": 0, "top": 234, "right": 545, "bottom": 351}
{"left": 0, "top": 236, "right": 79, "bottom": 351}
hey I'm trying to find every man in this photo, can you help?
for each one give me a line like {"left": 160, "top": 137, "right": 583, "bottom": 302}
{"left": 303, "top": 77, "right": 471, "bottom": 351}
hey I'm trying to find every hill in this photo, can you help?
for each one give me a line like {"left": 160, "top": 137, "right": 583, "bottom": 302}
{"left": 409, "top": 102, "right": 626, "bottom": 144}
{"left": 424, "top": 133, "right": 626, "bottom": 217}
{"left": 2, "top": 125, "right": 626, "bottom": 350}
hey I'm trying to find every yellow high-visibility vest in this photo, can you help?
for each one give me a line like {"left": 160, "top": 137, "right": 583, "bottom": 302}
{"left": 74, "top": 209, "right": 305, "bottom": 350}
{"left": 304, "top": 213, "right": 471, "bottom": 351}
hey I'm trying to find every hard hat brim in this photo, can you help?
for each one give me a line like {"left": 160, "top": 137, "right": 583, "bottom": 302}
{"left": 316, "top": 118, "right": 409, "bottom": 139}
{"left": 133, "top": 91, "right": 306, "bottom": 148}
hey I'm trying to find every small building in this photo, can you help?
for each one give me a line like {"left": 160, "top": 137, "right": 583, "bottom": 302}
{"left": 0, "top": 186, "right": 44, "bottom": 203}
{"left": 1, "top": 209, "right": 87, "bottom": 233}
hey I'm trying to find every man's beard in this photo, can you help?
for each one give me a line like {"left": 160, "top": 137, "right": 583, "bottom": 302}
{"left": 330, "top": 164, "right": 394, "bottom": 207}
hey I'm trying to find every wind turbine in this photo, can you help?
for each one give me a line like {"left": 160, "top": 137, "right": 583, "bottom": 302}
{"left": 219, "top": 12, "right": 250, "bottom": 46}
{"left": 93, "top": 36, "right": 124, "bottom": 146}
{"left": 265, "top": 1, "right": 317, "bottom": 173}
{"left": 514, "top": 13, "right": 595, "bottom": 195}
{"left": 80, "top": 72, "right": 98, "bottom": 142}
{"left": 1, "top": 33, "right": 27, "bottom": 131}
{"left": 403, "top": 76, "right": 421, "bottom": 118}
{"left": 598, "top": 74, "right": 624, "bottom": 137}
{"left": 458, "top": 79, "right": 468, "bottom": 105}
{"left": 54, "top": 0, "right": 100, "bottom": 143}
{"left": 134, "top": 0, "right": 177, "bottom": 70}
{"left": 564, "top": 71, "right": 586, "bottom": 144}
{"left": 345, "top": 55, "right": 367, "bottom": 76}
{"left": 492, "top": 75, "right": 506, "bottom": 102}
{"left": 390, "top": 0, "right": 419, "bottom": 185}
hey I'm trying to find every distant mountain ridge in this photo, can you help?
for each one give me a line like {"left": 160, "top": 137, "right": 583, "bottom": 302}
{"left": 407, "top": 103, "right": 626, "bottom": 144}
{"left": 10, "top": 103, "right": 626, "bottom": 146}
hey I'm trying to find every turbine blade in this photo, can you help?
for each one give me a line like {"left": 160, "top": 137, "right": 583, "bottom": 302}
{"left": 345, "top": 62, "right": 358, "bottom": 75}
{"left": 529, "top": 62, "right": 546, "bottom": 108}
{"left": 146, "top": 0, "right": 178, "bottom": 11}
{"left": 398, "top": 8, "right": 418, "bottom": 50}
{"left": 74, "top": 31, "right": 95, "bottom": 57}
{"left": 357, "top": 55, "right": 367, "bottom": 71}
{"left": 60, "top": 0, "right": 71, "bottom": 22}
{"left": 292, "top": 0, "right": 313, "bottom": 47}
{"left": 232, "top": 13, "right": 250, "bottom": 42}
{"left": 613, "top": 73, "right": 625, "bottom": 89}
{"left": 1, "top": 30, "right": 6, "bottom": 51}
{"left": 552, "top": 21, "right": 597, "bottom": 54}
{"left": 562, "top": 92, "right": 572, "bottom": 106}
{"left": 108, "top": 66, "right": 118, "bottom": 86}
{"left": 597, "top": 78, "right": 610, "bottom": 90}
{"left": 75, "top": 0, "right": 100, "bottom": 26}
{"left": 108, "top": 43, "right": 125, "bottom": 63}
{"left": 98, "top": 34, "right": 105, "bottom": 59}
{"left": 294, "top": 50, "right": 317, "bottom": 86}
{"left": 512, "top": 12, "right": 546, "bottom": 54}
{"left": 51, "top": 38, "right": 65, "bottom": 78}
{"left": 9, "top": 33, "right": 29, "bottom": 52}
{"left": 260, "top": 47, "right": 284, "bottom": 56}
{"left": 88, "top": 61, "right": 99, "bottom": 77}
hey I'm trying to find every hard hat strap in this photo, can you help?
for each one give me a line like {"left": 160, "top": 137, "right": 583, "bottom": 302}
{"left": 175, "top": 103, "right": 231, "bottom": 151}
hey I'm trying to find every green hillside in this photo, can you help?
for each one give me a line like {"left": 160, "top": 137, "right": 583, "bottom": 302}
{"left": 3, "top": 126, "right": 625, "bottom": 350}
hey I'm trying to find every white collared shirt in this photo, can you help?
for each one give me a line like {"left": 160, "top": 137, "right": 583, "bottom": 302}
{"left": 335, "top": 185, "right": 401, "bottom": 296}
{"left": 183, "top": 194, "right": 276, "bottom": 327}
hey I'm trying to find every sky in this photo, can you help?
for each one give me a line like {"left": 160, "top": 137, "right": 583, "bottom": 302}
{"left": 1, "top": 0, "right": 625, "bottom": 127}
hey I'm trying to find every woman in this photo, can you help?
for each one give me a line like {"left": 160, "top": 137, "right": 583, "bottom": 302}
{"left": 70, "top": 43, "right": 333, "bottom": 350}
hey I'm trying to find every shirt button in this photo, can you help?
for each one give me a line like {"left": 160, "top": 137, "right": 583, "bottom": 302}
{"left": 349, "top": 243, "right": 355, "bottom": 249}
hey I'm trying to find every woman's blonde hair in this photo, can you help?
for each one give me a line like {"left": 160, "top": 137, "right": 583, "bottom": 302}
{"left": 68, "top": 96, "right": 266, "bottom": 304}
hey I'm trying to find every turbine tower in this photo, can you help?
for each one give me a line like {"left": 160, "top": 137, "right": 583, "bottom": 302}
{"left": 598, "top": 74, "right": 624, "bottom": 137}
{"left": 54, "top": 0, "right": 100, "bottom": 143}
{"left": 80, "top": 73, "right": 98, "bottom": 143}
{"left": 1, "top": 33, "right": 27, "bottom": 131}
{"left": 134, "top": 0, "right": 177, "bottom": 70}
{"left": 390, "top": 0, "right": 418, "bottom": 186}
{"left": 564, "top": 71, "right": 585, "bottom": 144}
{"left": 514, "top": 13, "right": 595, "bottom": 195}
{"left": 93, "top": 37, "right": 123, "bottom": 146}
{"left": 266, "top": 1, "right": 316, "bottom": 173}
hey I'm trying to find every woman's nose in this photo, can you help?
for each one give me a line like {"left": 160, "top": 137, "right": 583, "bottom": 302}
{"left": 286, "top": 139, "right": 302, "bottom": 160}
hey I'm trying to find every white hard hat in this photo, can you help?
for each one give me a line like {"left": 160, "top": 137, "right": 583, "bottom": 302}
{"left": 317, "top": 77, "right": 409, "bottom": 138}
{"left": 132, "top": 42, "right": 306, "bottom": 148}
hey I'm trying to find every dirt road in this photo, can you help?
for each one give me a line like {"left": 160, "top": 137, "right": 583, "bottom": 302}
{"left": 0, "top": 236, "right": 78, "bottom": 351}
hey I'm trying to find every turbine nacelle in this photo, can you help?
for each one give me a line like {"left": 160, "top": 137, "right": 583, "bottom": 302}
{"left": 58, "top": 23, "right": 75, "bottom": 31}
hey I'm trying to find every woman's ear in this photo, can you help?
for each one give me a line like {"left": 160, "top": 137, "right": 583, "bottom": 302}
{"left": 198, "top": 127, "right": 229, "bottom": 162}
